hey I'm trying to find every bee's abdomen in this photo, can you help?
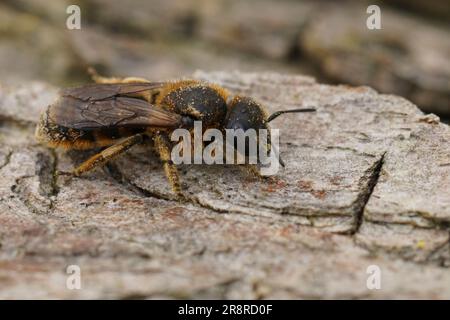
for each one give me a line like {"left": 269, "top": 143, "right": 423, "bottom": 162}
{"left": 35, "top": 109, "right": 144, "bottom": 150}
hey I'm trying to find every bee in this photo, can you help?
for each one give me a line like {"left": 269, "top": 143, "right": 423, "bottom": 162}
{"left": 35, "top": 71, "right": 315, "bottom": 198}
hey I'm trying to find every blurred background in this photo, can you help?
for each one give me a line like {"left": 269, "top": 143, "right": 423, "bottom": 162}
{"left": 0, "top": 0, "right": 448, "bottom": 118}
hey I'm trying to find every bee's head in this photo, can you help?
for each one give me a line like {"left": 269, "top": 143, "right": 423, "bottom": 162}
{"left": 225, "top": 96, "right": 268, "bottom": 132}
{"left": 225, "top": 96, "right": 316, "bottom": 167}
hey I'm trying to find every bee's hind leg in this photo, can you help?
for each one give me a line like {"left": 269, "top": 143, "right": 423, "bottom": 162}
{"left": 73, "top": 134, "right": 144, "bottom": 176}
{"left": 87, "top": 68, "right": 156, "bottom": 102}
{"left": 153, "top": 133, "right": 184, "bottom": 199}
{"left": 88, "top": 67, "right": 151, "bottom": 84}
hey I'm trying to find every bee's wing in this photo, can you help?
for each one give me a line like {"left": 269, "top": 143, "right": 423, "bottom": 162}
{"left": 61, "top": 82, "right": 165, "bottom": 101}
{"left": 49, "top": 95, "right": 182, "bottom": 130}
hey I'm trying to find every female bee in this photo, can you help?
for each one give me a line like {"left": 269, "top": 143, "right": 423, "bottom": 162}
{"left": 36, "top": 71, "right": 315, "bottom": 197}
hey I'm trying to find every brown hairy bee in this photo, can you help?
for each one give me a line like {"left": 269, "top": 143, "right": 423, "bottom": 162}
{"left": 36, "top": 71, "right": 315, "bottom": 197}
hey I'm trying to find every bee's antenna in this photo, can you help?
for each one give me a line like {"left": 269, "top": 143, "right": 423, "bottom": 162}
{"left": 267, "top": 108, "right": 316, "bottom": 122}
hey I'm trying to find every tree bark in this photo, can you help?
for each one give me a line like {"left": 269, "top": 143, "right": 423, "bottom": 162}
{"left": 0, "top": 71, "right": 449, "bottom": 299}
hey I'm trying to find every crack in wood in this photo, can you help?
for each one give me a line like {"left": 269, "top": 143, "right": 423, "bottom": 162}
{"left": 0, "top": 150, "right": 13, "bottom": 171}
{"left": 350, "top": 153, "right": 386, "bottom": 235}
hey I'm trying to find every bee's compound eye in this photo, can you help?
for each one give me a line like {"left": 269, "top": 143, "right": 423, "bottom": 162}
{"left": 181, "top": 116, "right": 194, "bottom": 128}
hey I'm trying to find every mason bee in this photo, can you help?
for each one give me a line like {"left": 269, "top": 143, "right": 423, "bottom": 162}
{"left": 35, "top": 71, "right": 315, "bottom": 197}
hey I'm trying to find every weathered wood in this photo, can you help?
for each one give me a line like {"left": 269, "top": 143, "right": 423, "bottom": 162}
{"left": 301, "top": 5, "right": 450, "bottom": 117}
{"left": 0, "top": 72, "right": 449, "bottom": 299}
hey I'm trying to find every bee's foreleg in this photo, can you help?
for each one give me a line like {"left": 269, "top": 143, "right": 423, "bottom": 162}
{"left": 153, "top": 133, "right": 183, "bottom": 199}
{"left": 240, "top": 163, "right": 263, "bottom": 179}
{"left": 225, "top": 146, "right": 274, "bottom": 182}
{"left": 73, "top": 134, "right": 144, "bottom": 176}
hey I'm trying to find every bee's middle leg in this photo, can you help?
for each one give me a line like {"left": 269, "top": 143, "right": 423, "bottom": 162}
{"left": 73, "top": 134, "right": 144, "bottom": 176}
{"left": 153, "top": 133, "right": 183, "bottom": 198}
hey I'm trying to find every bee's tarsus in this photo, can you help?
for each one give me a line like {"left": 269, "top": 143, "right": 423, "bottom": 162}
{"left": 56, "top": 170, "right": 73, "bottom": 177}
{"left": 87, "top": 66, "right": 98, "bottom": 77}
